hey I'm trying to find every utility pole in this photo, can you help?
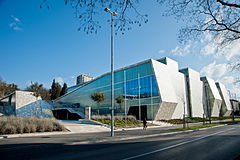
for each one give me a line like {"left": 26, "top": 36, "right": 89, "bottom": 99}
{"left": 138, "top": 73, "right": 141, "bottom": 120}
{"left": 104, "top": 8, "right": 118, "bottom": 137}
{"left": 124, "top": 70, "right": 127, "bottom": 126}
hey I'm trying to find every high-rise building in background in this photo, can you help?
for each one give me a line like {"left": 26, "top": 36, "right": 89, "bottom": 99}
{"left": 76, "top": 74, "right": 94, "bottom": 85}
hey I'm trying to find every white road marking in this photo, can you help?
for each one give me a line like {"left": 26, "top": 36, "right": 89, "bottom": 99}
{"left": 122, "top": 127, "right": 235, "bottom": 160}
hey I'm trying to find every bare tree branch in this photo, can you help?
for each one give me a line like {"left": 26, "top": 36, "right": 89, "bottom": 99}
{"left": 159, "top": 0, "right": 240, "bottom": 46}
{"left": 217, "top": 0, "right": 240, "bottom": 9}
{"left": 41, "top": 0, "right": 148, "bottom": 35}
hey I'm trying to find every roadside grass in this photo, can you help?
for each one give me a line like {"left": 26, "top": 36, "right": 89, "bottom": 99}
{"left": 168, "top": 120, "right": 240, "bottom": 131}
{"left": 159, "top": 116, "right": 239, "bottom": 124}
{"left": 92, "top": 115, "right": 155, "bottom": 128}
{"left": 96, "top": 119, "right": 143, "bottom": 128}
{"left": 0, "top": 116, "right": 66, "bottom": 135}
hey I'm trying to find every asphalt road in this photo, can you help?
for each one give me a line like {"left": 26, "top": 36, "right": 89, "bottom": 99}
{"left": 0, "top": 123, "right": 240, "bottom": 160}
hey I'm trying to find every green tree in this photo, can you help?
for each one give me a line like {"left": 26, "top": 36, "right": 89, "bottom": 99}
{"left": 25, "top": 82, "right": 51, "bottom": 100}
{"left": 91, "top": 92, "right": 105, "bottom": 114}
{"left": 115, "top": 95, "right": 124, "bottom": 109}
{"left": 60, "top": 83, "right": 68, "bottom": 96}
{"left": 50, "top": 79, "right": 62, "bottom": 100}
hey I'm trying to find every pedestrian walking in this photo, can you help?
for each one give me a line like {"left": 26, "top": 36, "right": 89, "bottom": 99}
{"left": 143, "top": 118, "right": 147, "bottom": 130}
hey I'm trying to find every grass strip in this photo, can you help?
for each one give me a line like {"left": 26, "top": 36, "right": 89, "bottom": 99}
{"left": 168, "top": 120, "right": 240, "bottom": 131}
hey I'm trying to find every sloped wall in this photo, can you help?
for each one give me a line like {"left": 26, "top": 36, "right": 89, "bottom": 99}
{"left": 183, "top": 68, "right": 204, "bottom": 117}
{"left": 156, "top": 58, "right": 187, "bottom": 119}
{"left": 151, "top": 59, "right": 178, "bottom": 120}
{"left": 216, "top": 82, "right": 232, "bottom": 116}
{"left": 16, "top": 100, "right": 54, "bottom": 118}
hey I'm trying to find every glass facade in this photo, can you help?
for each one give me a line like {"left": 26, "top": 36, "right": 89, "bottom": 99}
{"left": 54, "top": 61, "right": 161, "bottom": 120}
{"left": 67, "top": 84, "right": 83, "bottom": 93}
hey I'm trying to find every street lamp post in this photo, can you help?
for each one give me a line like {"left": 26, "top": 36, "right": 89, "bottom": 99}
{"left": 104, "top": 8, "right": 118, "bottom": 137}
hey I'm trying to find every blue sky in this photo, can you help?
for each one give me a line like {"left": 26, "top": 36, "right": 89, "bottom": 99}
{"left": 0, "top": 0, "right": 239, "bottom": 98}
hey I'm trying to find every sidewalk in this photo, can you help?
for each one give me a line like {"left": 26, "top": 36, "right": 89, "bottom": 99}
{"left": 59, "top": 120, "right": 110, "bottom": 133}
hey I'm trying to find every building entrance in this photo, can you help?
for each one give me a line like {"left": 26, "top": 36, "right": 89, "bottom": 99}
{"left": 128, "top": 105, "right": 147, "bottom": 120}
{"left": 52, "top": 109, "right": 82, "bottom": 120}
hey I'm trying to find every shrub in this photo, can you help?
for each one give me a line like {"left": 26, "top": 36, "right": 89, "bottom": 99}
{"left": 52, "top": 119, "right": 65, "bottom": 131}
{"left": 92, "top": 115, "right": 137, "bottom": 121}
{"left": 42, "top": 120, "right": 54, "bottom": 132}
{"left": 0, "top": 116, "right": 65, "bottom": 135}
{"left": 2, "top": 123, "right": 16, "bottom": 134}
{"left": 14, "top": 120, "right": 24, "bottom": 134}
{"left": 159, "top": 119, "right": 183, "bottom": 124}
{"left": 92, "top": 115, "right": 144, "bottom": 128}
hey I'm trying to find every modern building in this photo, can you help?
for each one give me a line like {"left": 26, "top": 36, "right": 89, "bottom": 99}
{"left": 0, "top": 90, "right": 53, "bottom": 117}
{"left": 76, "top": 74, "right": 94, "bottom": 85}
{"left": 53, "top": 57, "right": 232, "bottom": 120}
{"left": 66, "top": 74, "right": 94, "bottom": 93}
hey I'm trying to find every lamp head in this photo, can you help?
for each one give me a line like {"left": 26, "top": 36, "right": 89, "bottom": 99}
{"left": 112, "top": 12, "right": 118, "bottom": 16}
{"left": 104, "top": 8, "right": 110, "bottom": 12}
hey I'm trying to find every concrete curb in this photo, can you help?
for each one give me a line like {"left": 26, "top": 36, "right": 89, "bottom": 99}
{"left": 0, "top": 136, "right": 7, "bottom": 139}
{"left": 0, "top": 131, "right": 72, "bottom": 139}
{"left": 88, "top": 119, "right": 111, "bottom": 128}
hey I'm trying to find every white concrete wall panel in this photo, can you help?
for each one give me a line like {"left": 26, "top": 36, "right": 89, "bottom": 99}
{"left": 171, "top": 73, "right": 187, "bottom": 119}
{"left": 158, "top": 57, "right": 179, "bottom": 72}
{"left": 216, "top": 82, "right": 232, "bottom": 116}
{"left": 212, "top": 99, "right": 222, "bottom": 117}
{"left": 206, "top": 77, "right": 222, "bottom": 100}
{"left": 202, "top": 77, "right": 222, "bottom": 117}
{"left": 153, "top": 58, "right": 187, "bottom": 119}
{"left": 151, "top": 60, "right": 178, "bottom": 120}
{"left": 155, "top": 102, "right": 178, "bottom": 120}
{"left": 158, "top": 58, "right": 187, "bottom": 119}
{"left": 151, "top": 60, "right": 178, "bottom": 103}
{"left": 15, "top": 91, "right": 41, "bottom": 109}
{"left": 187, "top": 68, "right": 204, "bottom": 117}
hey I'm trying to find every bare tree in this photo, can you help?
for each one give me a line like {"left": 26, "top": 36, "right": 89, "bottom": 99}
{"left": 0, "top": 82, "right": 19, "bottom": 98}
{"left": 158, "top": 0, "right": 240, "bottom": 47}
{"left": 41, "top": 0, "right": 148, "bottom": 34}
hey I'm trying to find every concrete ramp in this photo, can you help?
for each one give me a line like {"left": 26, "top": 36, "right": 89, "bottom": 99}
{"left": 59, "top": 120, "right": 110, "bottom": 133}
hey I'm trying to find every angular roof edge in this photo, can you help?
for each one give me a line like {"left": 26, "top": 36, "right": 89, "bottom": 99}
{"left": 55, "top": 59, "right": 153, "bottom": 101}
